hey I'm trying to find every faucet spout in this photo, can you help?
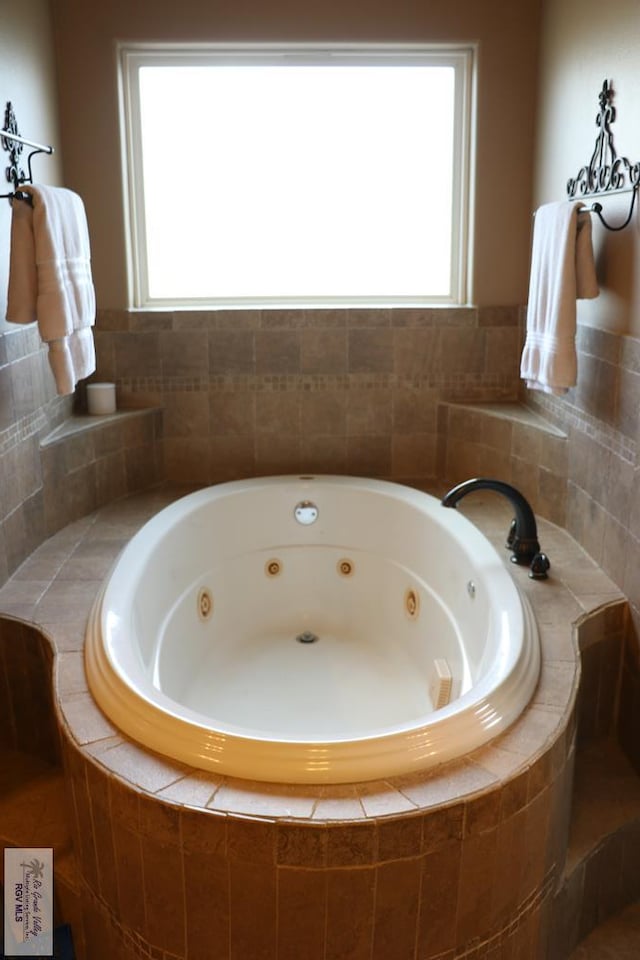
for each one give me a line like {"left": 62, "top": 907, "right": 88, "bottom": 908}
{"left": 441, "top": 477, "right": 550, "bottom": 578}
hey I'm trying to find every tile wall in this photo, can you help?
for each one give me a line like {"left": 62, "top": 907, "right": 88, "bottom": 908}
{"left": 524, "top": 323, "right": 640, "bottom": 774}
{"left": 0, "top": 324, "right": 164, "bottom": 588}
{"left": 92, "top": 305, "right": 522, "bottom": 485}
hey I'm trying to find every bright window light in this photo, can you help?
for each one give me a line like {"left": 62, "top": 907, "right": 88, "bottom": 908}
{"left": 120, "top": 46, "right": 474, "bottom": 307}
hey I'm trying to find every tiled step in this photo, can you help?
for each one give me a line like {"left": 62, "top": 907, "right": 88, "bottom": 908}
{"left": 550, "top": 739, "right": 640, "bottom": 958}
{"left": 569, "top": 899, "right": 640, "bottom": 958}
{"left": 0, "top": 749, "right": 78, "bottom": 929}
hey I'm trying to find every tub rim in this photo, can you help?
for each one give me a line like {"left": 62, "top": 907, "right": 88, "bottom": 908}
{"left": 85, "top": 475, "right": 541, "bottom": 784}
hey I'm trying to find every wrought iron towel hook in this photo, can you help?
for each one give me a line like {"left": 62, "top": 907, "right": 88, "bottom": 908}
{"left": 567, "top": 79, "right": 640, "bottom": 232}
{"left": 0, "top": 101, "right": 54, "bottom": 202}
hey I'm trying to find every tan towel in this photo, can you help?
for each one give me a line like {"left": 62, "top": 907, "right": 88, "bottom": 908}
{"left": 520, "top": 201, "right": 599, "bottom": 395}
{"left": 6, "top": 184, "right": 96, "bottom": 396}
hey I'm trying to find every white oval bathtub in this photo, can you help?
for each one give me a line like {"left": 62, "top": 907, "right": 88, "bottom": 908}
{"left": 85, "top": 476, "right": 540, "bottom": 784}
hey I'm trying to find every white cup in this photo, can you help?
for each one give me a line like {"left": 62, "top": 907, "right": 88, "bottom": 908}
{"left": 87, "top": 382, "right": 117, "bottom": 415}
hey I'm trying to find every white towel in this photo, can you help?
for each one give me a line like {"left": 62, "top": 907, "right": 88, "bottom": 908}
{"left": 6, "top": 184, "right": 96, "bottom": 396}
{"left": 520, "top": 201, "right": 599, "bottom": 395}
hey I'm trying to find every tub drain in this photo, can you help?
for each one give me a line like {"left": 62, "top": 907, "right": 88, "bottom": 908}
{"left": 296, "top": 630, "right": 318, "bottom": 644}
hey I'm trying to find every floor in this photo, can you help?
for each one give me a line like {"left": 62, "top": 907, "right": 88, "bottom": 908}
{"left": 569, "top": 901, "right": 640, "bottom": 958}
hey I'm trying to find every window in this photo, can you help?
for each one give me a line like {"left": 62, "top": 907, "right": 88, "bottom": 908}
{"left": 119, "top": 44, "right": 475, "bottom": 308}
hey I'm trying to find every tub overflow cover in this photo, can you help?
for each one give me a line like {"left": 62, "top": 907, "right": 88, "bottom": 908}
{"left": 294, "top": 500, "right": 319, "bottom": 525}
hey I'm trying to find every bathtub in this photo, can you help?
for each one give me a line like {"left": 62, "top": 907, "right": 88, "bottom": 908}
{"left": 85, "top": 475, "right": 540, "bottom": 784}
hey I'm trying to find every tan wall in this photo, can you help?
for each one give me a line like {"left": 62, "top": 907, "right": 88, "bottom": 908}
{"left": 49, "top": 0, "right": 542, "bottom": 309}
{"left": 534, "top": 0, "right": 640, "bottom": 336}
{"left": 0, "top": 0, "right": 64, "bottom": 325}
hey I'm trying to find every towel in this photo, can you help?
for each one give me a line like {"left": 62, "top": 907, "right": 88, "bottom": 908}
{"left": 520, "top": 200, "right": 599, "bottom": 395}
{"left": 6, "top": 184, "right": 96, "bottom": 396}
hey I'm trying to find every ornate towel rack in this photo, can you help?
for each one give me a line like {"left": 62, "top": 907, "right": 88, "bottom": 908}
{"left": 0, "top": 101, "right": 54, "bottom": 202}
{"left": 567, "top": 79, "right": 640, "bottom": 232}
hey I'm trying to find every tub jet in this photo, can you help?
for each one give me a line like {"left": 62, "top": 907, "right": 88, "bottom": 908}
{"left": 296, "top": 630, "right": 319, "bottom": 644}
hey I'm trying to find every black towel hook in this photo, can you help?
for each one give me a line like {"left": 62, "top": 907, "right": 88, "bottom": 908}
{"left": 567, "top": 79, "right": 640, "bottom": 232}
{"left": 0, "top": 101, "right": 54, "bottom": 202}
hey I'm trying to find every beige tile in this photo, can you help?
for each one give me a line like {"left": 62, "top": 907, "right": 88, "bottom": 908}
{"left": 160, "top": 329, "right": 208, "bottom": 377}
{"left": 35, "top": 578, "right": 100, "bottom": 623}
{"left": 255, "top": 391, "right": 301, "bottom": 434}
{"left": 156, "top": 772, "right": 220, "bottom": 807}
{"left": 301, "top": 391, "right": 347, "bottom": 435}
{"left": 346, "top": 435, "right": 392, "bottom": 477}
{"left": 86, "top": 762, "right": 119, "bottom": 906}
{"left": 277, "top": 821, "right": 327, "bottom": 867}
{"left": 163, "top": 391, "right": 210, "bottom": 439}
{"left": 91, "top": 739, "right": 188, "bottom": 792}
{"left": 325, "top": 821, "right": 376, "bottom": 866}
{"left": 142, "top": 836, "right": 186, "bottom": 956}
{"left": 211, "top": 780, "right": 316, "bottom": 819}
{"left": 181, "top": 803, "right": 227, "bottom": 856}
{"left": 376, "top": 812, "right": 422, "bottom": 860}
{"left": 455, "top": 826, "right": 498, "bottom": 944}
{"left": 312, "top": 785, "right": 364, "bottom": 821}
{"left": 59, "top": 692, "right": 120, "bottom": 745}
{"left": 348, "top": 328, "right": 394, "bottom": 373}
{"left": 255, "top": 330, "right": 300, "bottom": 373}
{"left": 417, "top": 841, "right": 461, "bottom": 956}
{"left": 229, "top": 859, "right": 277, "bottom": 957}
{"left": 372, "top": 857, "right": 421, "bottom": 960}
{"left": 113, "top": 331, "right": 161, "bottom": 379}
{"left": 55, "top": 539, "right": 125, "bottom": 581}
{"left": 111, "top": 817, "right": 146, "bottom": 935}
{"left": 490, "top": 808, "right": 526, "bottom": 926}
{"left": 164, "top": 438, "right": 211, "bottom": 484}
{"left": 521, "top": 786, "right": 551, "bottom": 900}
{"left": 300, "top": 435, "right": 348, "bottom": 474}
{"left": 57, "top": 651, "right": 88, "bottom": 696}
{"left": 325, "top": 867, "right": 375, "bottom": 960}
{"left": 209, "top": 435, "right": 255, "bottom": 481}
{"left": 277, "top": 867, "right": 327, "bottom": 960}
{"left": 209, "top": 329, "right": 255, "bottom": 373}
{"left": 393, "top": 387, "right": 438, "bottom": 433}
{"left": 227, "top": 814, "right": 276, "bottom": 864}
{"left": 357, "top": 781, "right": 418, "bottom": 819}
{"left": 421, "top": 803, "right": 465, "bottom": 852}
{"left": 255, "top": 434, "right": 301, "bottom": 474}
{"left": 184, "top": 848, "right": 229, "bottom": 960}
{"left": 438, "top": 328, "right": 486, "bottom": 375}
{"left": 392, "top": 433, "right": 438, "bottom": 479}
{"left": 210, "top": 391, "right": 256, "bottom": 436}
{"left": 301, "top": 328, "right": 347, "bottom": 373}
{"left": 396, "top": 759, "right": 497, "bottom": 809}
{"left": 347, "top": 389, "right": 393, "bottom": 436}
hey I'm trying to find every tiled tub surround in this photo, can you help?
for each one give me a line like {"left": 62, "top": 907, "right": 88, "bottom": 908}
{"left": 0, "top": 485, "right": 632, "bottom": 960}
{"left": 92, "top": 305, "right": 523, "bottom": 486}
{"left": 520, "top": 323, "right": 640, "bottom": 778}
{"left": 0, "top": 322, "right": 165, "bottom": 586}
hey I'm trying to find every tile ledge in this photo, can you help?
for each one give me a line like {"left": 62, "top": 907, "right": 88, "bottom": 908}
{"left": 441, "top": 400, "right": 568, "bottom": 438}
{"left": 39, "top": 406, "right": 163, "bottom": 447}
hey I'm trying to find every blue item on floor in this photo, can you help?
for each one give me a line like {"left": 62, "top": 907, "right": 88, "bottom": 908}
{"left": 1, "top": 924, "right": 75, "bottom": 959}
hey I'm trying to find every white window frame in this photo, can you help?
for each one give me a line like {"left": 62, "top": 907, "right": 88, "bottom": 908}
{"left": 118, "top": 43, "right": 476, "bottom": 309}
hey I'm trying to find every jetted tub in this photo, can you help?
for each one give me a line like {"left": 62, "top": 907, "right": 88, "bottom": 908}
{"left": 85, "top": 476, "right": 540, "bottom": 784}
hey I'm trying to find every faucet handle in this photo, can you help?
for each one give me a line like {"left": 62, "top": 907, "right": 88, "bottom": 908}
{"left": 529, "top": 552, "right": 551, "bottom": 580}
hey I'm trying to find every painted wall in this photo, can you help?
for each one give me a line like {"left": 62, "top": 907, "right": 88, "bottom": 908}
{"left": 49, "top": 0, "right": 542, "bottom": 309}
{"left": 534, "top": 0, "right": 640, "bottom": 336}
{"left": 0, "top": 0, "right": 64, "bottom": 325}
